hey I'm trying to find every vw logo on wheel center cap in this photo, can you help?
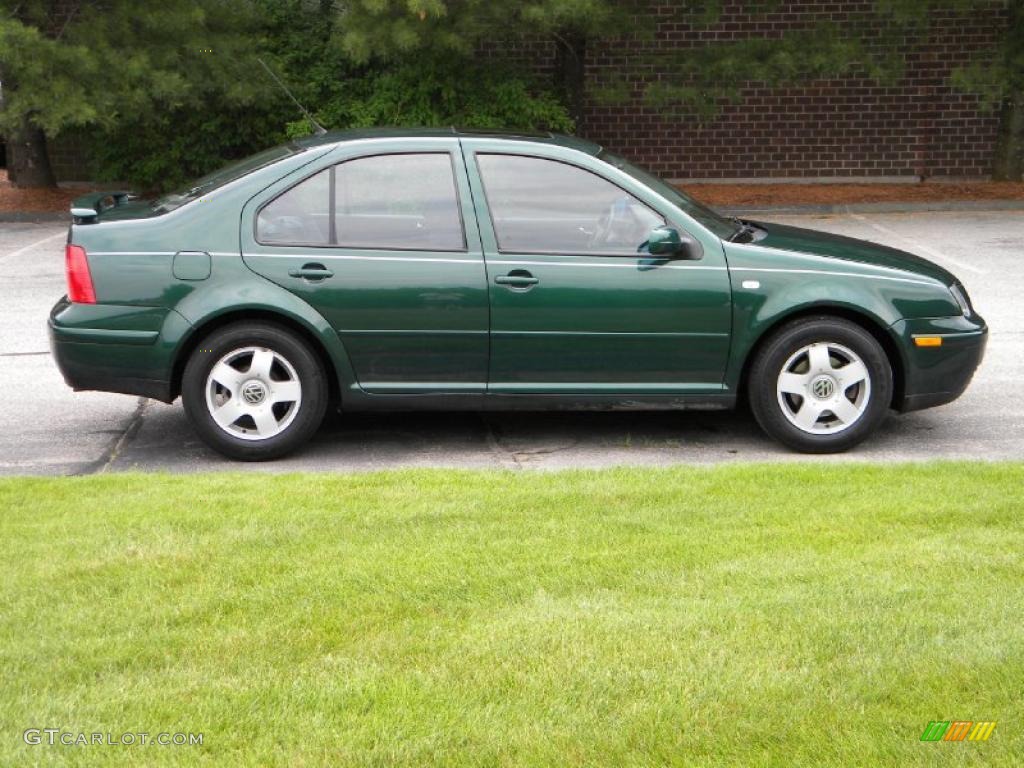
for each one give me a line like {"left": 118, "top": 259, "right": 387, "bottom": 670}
{"left": 241, "top": 379, "right": 268, "bottom": 405}
{"left": 810, "top": 375, "right": 836, "bottom": 400}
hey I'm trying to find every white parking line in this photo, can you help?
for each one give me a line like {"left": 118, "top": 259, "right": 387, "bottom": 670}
{"left": 0, "top": 231, "right": 66, "bottom": 261}
{"left": 848, "top": 212, "right": 985, "bottom": 275}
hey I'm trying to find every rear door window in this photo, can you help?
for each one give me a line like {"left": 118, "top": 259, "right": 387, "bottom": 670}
{"left": 256, "top": 152, "right": 465, "bottom": 251}
{"left": 335, "top": 154, "right": 465, "bottom": 251}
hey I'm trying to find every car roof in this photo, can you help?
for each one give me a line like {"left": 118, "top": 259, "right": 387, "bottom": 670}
{"left": 293, "top": 126, "right": 602, "bottom": 156}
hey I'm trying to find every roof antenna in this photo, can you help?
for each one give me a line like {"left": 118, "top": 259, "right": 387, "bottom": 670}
{"left": 257, "top": 57, "right": 327, "bottom": 136}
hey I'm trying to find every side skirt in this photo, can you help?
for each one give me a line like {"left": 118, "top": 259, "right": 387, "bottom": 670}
{"left": 341, "top": 392, "right": 736, "bottom": 413}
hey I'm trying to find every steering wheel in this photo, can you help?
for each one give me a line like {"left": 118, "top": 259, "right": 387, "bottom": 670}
{"left": 587, "top": 197, "right": 644, "bottom": 250}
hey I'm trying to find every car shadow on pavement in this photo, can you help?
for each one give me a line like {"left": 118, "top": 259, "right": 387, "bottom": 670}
{"left": 101, "top": 401, "right": 944, "bottom": 473}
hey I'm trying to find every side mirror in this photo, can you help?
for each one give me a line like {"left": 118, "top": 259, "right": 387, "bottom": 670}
{"left": 644, "top": 226, "right": 702, "bottom": 260}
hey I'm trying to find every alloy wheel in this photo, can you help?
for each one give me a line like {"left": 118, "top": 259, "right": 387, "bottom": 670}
{"left": 204, "top": 346, "right": 302, "bottom": 441}
{"left": 775, "top": 341, "right": 871, "bottom": 434}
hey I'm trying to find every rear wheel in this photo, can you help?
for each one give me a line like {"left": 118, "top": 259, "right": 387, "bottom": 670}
{"left": 181, "top": 322, "right": 327, "bottom": 460}
{"left": 748, "top": 316, "right": 892, "bottom": 453}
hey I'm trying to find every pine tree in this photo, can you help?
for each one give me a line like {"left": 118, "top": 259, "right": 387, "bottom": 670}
{"left": 335, "top": 1, "right": 645, "bottom": 129}
{"left": 0, "top": 0, "right": 262, "bottom": 187}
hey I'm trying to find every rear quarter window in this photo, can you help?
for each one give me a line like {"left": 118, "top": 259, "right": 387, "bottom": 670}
{"left": 256, "top": 169, "right": 331, "bottom": 245}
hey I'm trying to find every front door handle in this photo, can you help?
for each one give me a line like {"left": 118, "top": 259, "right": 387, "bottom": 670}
{"left": 494, "top": 270, "right": 539, "bottom": 290}
{"left": 288, "top": 263, "right": 334, "bottom": 280}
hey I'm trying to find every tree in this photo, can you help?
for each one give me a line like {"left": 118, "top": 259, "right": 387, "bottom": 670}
{"left": 84, "top": 0, "right": 571, "bottom": 191}
{"left": 258, "top": 0, "right": 571, "bottom": 138}
{"left": 335, "top": 0, "right": 646, "bottom": 129}
{"left": 0, "top": 0, "right": 262, "bottom": 187}
{"left": 0, "top": 2, "right": 88, "bottom": 187}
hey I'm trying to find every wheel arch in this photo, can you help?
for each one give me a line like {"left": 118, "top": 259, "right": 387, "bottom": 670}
{"left": 734, "top": 305, "right": 906, "bottom": 409}
{"left": 170, "top": 308, "right": 344, "bottom": 405}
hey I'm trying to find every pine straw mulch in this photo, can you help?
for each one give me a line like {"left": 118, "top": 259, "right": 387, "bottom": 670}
{"left": 0, "top": 170, "right": 85, "bottom": 213}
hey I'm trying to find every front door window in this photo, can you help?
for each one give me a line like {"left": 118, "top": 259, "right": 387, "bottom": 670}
{"left": 477, "top": 153, "right": 663, "bottom": 256}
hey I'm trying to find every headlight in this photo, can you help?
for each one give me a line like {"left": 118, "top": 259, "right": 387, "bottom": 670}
{"left": 949, "top": 282, "right": 972, "bottom": 318}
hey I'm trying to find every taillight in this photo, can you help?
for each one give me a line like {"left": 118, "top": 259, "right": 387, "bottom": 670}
{"left": 65, "top": 244, "right": 96, "bottom": 304}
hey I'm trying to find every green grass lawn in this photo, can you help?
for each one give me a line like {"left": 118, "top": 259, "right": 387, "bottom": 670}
{"left": 1, "top": 463, "right": 1022, "bottom": 767}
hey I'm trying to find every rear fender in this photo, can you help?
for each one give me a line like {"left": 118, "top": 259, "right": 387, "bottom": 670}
{"left": 170, "top": 256, "right": 358, "bottom": 395}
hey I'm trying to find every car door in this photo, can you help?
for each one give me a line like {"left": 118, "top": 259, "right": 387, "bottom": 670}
{"left": 241, "top": 139, "right": 489, "bottom": 394}
{"left": 462, "top": 140, "right": 732, "bottom": 395}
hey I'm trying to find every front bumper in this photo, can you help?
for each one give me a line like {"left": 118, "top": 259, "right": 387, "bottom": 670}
{"left": 891, "top": 314, "right": 988, "bottom": 413}
{"left": 48, "top": 297, "right": 191, "bottom": 403}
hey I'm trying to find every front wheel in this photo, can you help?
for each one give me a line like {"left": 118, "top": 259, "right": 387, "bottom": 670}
{"left": 181, "top": 322, "right": 328, "bottom": 460}
{"left": 748, "top": 316, "right": 893, "bottom": 453}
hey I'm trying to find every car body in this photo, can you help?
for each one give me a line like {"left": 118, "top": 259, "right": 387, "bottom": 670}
{"left": 50, "top": 128, "right": 987, "bottom": 458}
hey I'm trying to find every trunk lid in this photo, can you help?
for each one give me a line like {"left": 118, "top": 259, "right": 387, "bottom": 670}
{"left": 70, "top": 191, "right": 159, "bottom": 224}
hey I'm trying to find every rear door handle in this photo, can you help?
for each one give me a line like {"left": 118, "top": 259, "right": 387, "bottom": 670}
{"left": 288, "top": 263, "right": 334, "bottom": 280}
{"left": 494, "top": 270, "right": 539, "bottom": 289}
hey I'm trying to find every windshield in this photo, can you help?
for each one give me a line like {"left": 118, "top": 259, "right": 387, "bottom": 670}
{"left": 599, "top": 150, "right": 738, "bottom": 239}
{"left": 152, "top": 144, "right": 303, "bottom": 212}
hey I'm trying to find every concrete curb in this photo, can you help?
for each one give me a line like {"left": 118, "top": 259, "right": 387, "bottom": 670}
{"left": 718, "top": 200, "right": 1024, "bottom": 217}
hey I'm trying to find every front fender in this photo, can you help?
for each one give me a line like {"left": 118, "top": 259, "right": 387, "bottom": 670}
{"left": 723, "top": 272, "right": 905, "bottom": 392}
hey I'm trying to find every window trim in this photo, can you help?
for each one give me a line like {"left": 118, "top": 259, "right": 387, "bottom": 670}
{"left": 474, "top": 152, "right": 665, "bottom": 258}
{"left": 254, "top": 151, "right": 468, "bottom": 253}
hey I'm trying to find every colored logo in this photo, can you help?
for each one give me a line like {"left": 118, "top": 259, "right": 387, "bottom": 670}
{"left": 921, "top": 721, "right": 996, "bottom": 742}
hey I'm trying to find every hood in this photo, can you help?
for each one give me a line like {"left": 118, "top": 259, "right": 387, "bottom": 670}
{"left": 749, "top": 220, "right": 955, "bottom": 285}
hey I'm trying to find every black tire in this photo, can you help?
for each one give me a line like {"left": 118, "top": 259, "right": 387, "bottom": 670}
{"left": 747, "top": 316, "right": 893, "bottom": 453}
{"left": 181, "top": 321, "right": 328, "bottom": 460}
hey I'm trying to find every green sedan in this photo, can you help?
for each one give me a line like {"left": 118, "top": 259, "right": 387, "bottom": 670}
{"left": 50, "top": 128, "right": 986, "bottom": 460}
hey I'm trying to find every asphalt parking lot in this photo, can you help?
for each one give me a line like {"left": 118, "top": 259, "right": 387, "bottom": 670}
{"left": 1, "top": 210, "right": 1020, "bottom": 475}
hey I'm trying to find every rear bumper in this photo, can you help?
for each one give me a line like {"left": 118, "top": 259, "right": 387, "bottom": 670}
{"left": 891, "top": 314, "right": 987, "bottom": 413}
{"left": 48, "top": 297, "right": 191, "bottom": 403}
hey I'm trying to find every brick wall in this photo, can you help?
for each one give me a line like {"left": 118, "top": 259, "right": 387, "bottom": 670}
{"left": 47, "top": 131, "right": 92, "bottom": 182}
{"left": 515, "top": 1, "right": 1006, "bottom": 180}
